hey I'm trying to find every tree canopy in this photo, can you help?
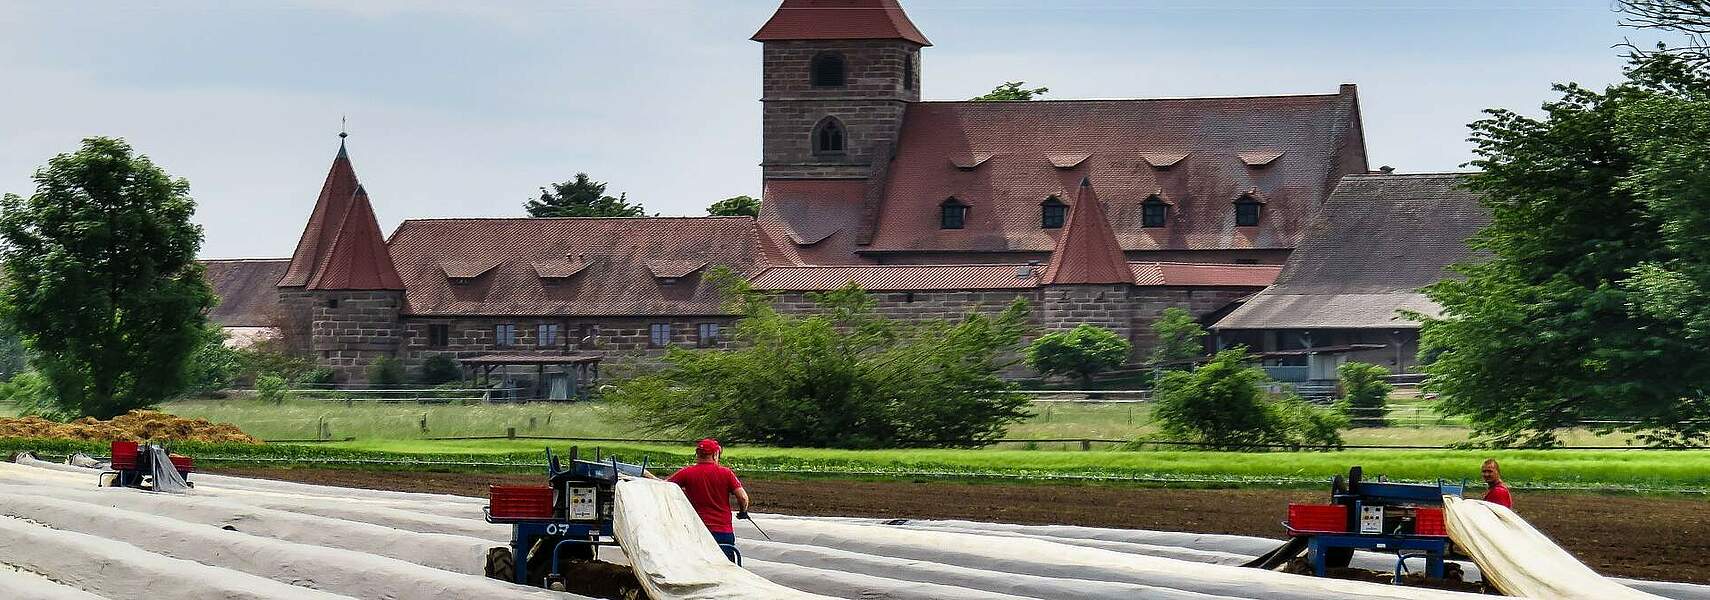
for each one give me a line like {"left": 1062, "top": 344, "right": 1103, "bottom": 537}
{"left": 706, "top": 195, "right": 760, "bottom": 217}
{"left": 1419, "top": 54, "right": 1710, "bottom": 447}
{"left": 1025, "top": 324, "right": 1129, "bottom": 386}
{"left": 971, "top": 81, "right": 1049, "bottom": 101}
{"left": 0, "top": 137, "right": 215, "bottom": 419}
{"left": 1150, "top": 307, "right": 1207, "bottom": 366}
{"left": 1150, "top": 349, "right": 1345, "bottom": 450}
{"left": 526, "top": 173, "right": 646, "bottom": 217}
{"left": 611, "top": 274, "right": 1033, "bottom": 448}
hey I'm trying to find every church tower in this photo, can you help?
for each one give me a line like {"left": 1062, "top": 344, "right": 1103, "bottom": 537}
{"left": 753, "top": 0, "right": 929, "bottom": 180}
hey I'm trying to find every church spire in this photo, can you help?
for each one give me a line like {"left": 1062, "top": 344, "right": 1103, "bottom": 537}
{"left": 280, "top": 134, "right": 361, "bottom": 287}
{"left": 306, "top": 184, "right": 403, "bottom": 291}
{"left": 1041, "top": 178, "right": 1136, "bottom": 285}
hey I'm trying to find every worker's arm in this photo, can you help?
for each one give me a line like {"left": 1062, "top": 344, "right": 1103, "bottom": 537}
{"left": 734, "top": 486, "right": 752, "bottom": 514}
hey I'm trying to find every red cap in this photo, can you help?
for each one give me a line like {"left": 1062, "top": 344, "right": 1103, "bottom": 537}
{"left": 696, "top": 438, "right": 721, "bottom": 454}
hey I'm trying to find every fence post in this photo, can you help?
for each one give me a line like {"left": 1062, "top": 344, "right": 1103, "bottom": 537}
{"left": 507, "top": 427, "right": 516, "bottom": 439}
{"left": 419, "top": 413, "right": 429, "bottom": 433}
{"left": 528, "top": 417, "right": 538, "bottom": 430}
{"left": 1080, "top": 439, "right": 1091, "bottom": 451}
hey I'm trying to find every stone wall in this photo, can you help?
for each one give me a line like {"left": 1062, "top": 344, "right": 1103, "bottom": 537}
{"left": 396, "top": 315, "right": 741, "bottom": 380}
{"left": 761, "top": 40, "right": 919, "bottom": 179}
{"left": 309, "top": 290, "right": 404, "bottom": 384}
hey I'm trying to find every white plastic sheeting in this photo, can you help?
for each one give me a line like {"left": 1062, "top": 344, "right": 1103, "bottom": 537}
{"left": 0, "top": 565, "right": 108, "bottom": 600}
{"left": 612, "top": 478, "right": 840, "bottom": 599}
{"left": 1443, "top": 496, "right": 1668, "bottom": 599}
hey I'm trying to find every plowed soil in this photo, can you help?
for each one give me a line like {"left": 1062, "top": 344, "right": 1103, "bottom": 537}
{"left": 208, "top": 467, "right": 1710, "bottom": 584}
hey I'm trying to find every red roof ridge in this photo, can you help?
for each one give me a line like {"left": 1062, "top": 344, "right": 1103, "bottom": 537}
{"left": 1041, "top": 179, "right": 1136, "bottom": 285}
{"left": 1146, "top": 261, "right": 1282, "bottom": 269}
{"left": 914, "top": 91, "right": 1343, "bottom": 106}
{"left": 201, "top": 257, "right": 291, "bottom": 263}
{"left": 398, "top": 216, "right": 753, "bottom": 223}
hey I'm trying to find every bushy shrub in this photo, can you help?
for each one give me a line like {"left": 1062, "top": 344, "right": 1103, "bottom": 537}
{"left": 419, "top": 354, "right": 461, "bottom": 386}
{"left": 298, "top": 367, "right": 336, "bottom": 387}
{"left": 612, "top": 274, "right": 1033, "bottom": 448}
{"left": 183, "top": 325, "right": 241, "bottom": 395}
{"left": 1150, "top": 307, "right": 1207, "bottom": 366}
{"left": 1150, "top": 348, "right": 1347, "bottom": 450}
{"left": 365, "top": 356, "right": 405, "bottom": 387}
{"left": 254, "top": 373, "right": 289, "bottom": 405}
{"left": 1026, "top": 324, "right": 1130, "bottom": 385}
{"left": 0, "top": 371, "right": 64, "bottom": 419}
{"left": 1338, "top": 361, "right": 1394, "bottom": 427}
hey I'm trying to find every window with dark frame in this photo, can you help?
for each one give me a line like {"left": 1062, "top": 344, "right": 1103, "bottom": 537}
{"left": 810, "top": 52, "right": 846, "bottom": 87}
{"left": 495, "top": 324, "right": 517, "bottom": 347}
{"left": 428, "top": 324, "right": 449, "bottom": 348}
{"left": 326, "top": 298, "right": 338, "bottom": 309}
{"left": 940, "top": 199, "right": 967, "bottom": 229}
{"left": 1235, "top": 199, "right": 1262, "bottom": 226}
{"left": 1040, "top": 196, "right": 1067, "bottom": 229}
{"left": 813, "top": 118, "right": 845, "bottom": 155}
{"left": 697, "top": 323, "right": 720, "bottom": 347}
{"left": 537, "top": 323, "right": 559, "bottom": 348}
{"left": 649, "top": 323, "right": 671, "bottom": 348}
{"left": 1142, "top": 197, "right": 1168, "bottom": 228}
{"left": 903, "top": 55, "right": 914, "bottom": 91}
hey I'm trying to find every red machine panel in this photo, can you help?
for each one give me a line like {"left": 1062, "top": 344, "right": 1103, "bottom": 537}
{"left": 490, "top": 485, "right": 555, "bottom": 519}
{"left": 1287, "top": 503, "right": 1349, "bottom": 535}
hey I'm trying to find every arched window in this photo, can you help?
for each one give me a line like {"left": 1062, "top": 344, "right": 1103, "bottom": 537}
{"left": 1040, "top": 196, "right": 1067, "bottom": 229}
{"left": 903, "top": 55, "right": 915, "bottom": 91}
{"left": 810, "top": 52, "right": 846, "bottom": 87}
{"left": 1142, "top": 196, "right": 1168, "bottom": 228}
{"left": 940, "top": 198, "right": 968, "bottom": 229}
{"left": 1235, "top": 195, "right": 1263, "bottom": 226}
{"left": 812, "top": 117, "right": 845, "bottom": 155}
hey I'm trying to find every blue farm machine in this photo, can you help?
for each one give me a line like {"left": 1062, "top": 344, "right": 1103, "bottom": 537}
{"left": 1247, "top": 466, "right": 1467, "bottom": 586}
{"left": 483, "top": 447, "right": 658, "bottom": 593}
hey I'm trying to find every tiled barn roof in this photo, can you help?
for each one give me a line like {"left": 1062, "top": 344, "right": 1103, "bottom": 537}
{"left": 856, "top": 88, "right": 1367, "bottom": 255}
{"left": 756, "top": 179, "right": 874, "bottom": 267}
{"left": 201, "top": 258, "right": 289, "bottom": 327}
{"left": 388, "top": 217, "right": 758, "bottom": 316}
{"left": 1215, "top": 173, "right": 1487, "bottom": 330}
{"left": 1041, "top": 179, "right": 1135, "bottom": 285}
{"left": 749, "top": 261, "right": 1277, "bottom": 292}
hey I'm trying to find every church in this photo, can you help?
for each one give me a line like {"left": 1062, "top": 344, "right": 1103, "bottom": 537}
{"left": 205, "top": 0, "right": 1389, "bottom": 390}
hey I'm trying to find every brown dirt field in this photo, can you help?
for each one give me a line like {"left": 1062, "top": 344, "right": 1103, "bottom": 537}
{"left": 207, "top": 467, "right": 1710, "bottom": 585}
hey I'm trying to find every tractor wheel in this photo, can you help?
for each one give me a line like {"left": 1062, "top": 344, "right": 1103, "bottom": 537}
{"left": 484, "top": 546, "right": 515, "bottom": 582}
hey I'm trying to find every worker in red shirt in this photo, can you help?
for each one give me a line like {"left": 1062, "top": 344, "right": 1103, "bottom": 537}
{"left": 667, "top": 439, "right": 751, "bottom": 561}
{"left": 1481, "top": 458, "right": 1513, "bottom": 509}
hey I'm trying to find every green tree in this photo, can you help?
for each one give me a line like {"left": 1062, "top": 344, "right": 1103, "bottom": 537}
{"left": 706, "top": 195, "right": 761, "bottom": 217}
{"left": 1419, "top": 54, "right": 1710, "bottom": 447}
{"left": 971, "top": 81, "right": 1049, "bottom": 101}
{"left": 254, "top": 373, "right": 289, "bottom": 405}
{"left": 611, "top": 274, "right": 1033, "bottom": 448}
{"left": 1617, "top": 1, "right": 1710, "bottom": 69}
{"left": 0, "top": 137, "right": 215, "bottom": 419}
{"left": 1150, "top": 349, "right": 1345, "bottom": 450}
{"left": 1150, "top": 307, "right": 1207, "bottom": 366}
{"left": 525, "top": 173, "right": 645, "bottom": 217}
{"left": 1337, "top": 361, "right": 1394, "bottom": 427}
{"left": 184, "top": 324, "right": 242, "bottom": 396}
{"left": 1025, "top": 324, "right": 1130, "bottom": 386}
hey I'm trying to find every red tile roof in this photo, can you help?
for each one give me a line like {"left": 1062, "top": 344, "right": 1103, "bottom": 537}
{"left": 388, "top": 217, "right": 757, "bottom": 316}
{"left": 750, "top": 264, "right": 1039, "bottom": 291}
{"left": 1132, "top": 262, "right": 1282, "bottom": 287}
{"left": 306, "top": 185, "right": 404, "bottom": 291}
{"left": 752, "top": 0, "right": 931, "bottom": 46}
{"left": 749, "top": 261, "right": 1275, "bottom": 292}
{"left": 756, "top": 179, "right": 875, "bottom": 267}
{"left": 857, "top": 90, "right": 1367, "bottom": 256}
{"left": 201, "top": 258, "right": 289, "bottom": 326}
{"left": 1042, "top": 180, "right": 1135, "bottom": 285}
{"left": 280, "top": 141, "right": 359, "bottom": 287}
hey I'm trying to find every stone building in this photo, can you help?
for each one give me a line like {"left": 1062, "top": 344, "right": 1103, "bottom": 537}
{"left": 205, "top": 0, "right": 1390, "bottom": 389}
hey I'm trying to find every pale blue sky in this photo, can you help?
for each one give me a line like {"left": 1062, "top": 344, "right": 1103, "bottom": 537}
{"left": 0, "top": 1, "right": 1663, "bottom": 258}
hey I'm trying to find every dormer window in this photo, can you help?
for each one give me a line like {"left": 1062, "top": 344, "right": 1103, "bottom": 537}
{"left": 813, "top": 117, "right": 845, "bottom": 155}
{"left": 810, "top": 52, "right": 846, "bottom": 87}
{"left": 940, "top": 198, "right": 968, "bottom": 229}
{"left": 1142, "top": 196, "right": 1169, "bottom": 228}
{"left": 1041, "top": 196, "right": 1066, "bottom": 229}
{"left": 1235, "top": 195, "right": 1263, "bottom": 226}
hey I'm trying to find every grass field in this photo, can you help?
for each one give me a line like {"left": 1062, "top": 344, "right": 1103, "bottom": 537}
{"left": 154, "top": 395, "right": 1642, "bottom": 449}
